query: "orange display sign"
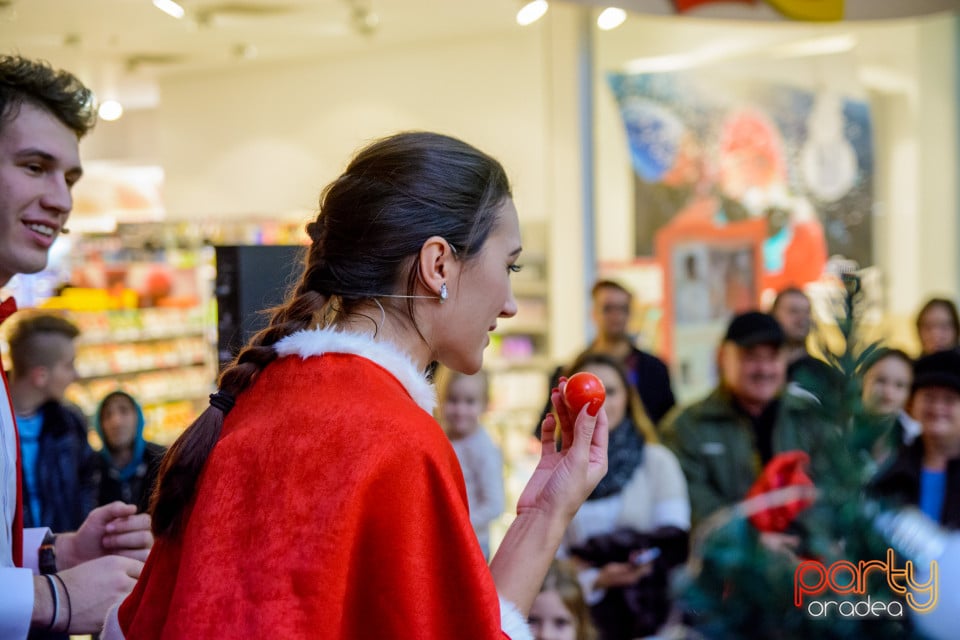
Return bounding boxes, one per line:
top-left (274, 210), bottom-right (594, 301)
top-left (795, 551), bottom-right (938, 617)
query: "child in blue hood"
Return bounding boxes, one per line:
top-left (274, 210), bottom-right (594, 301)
top-left (93, 390), bottom-right (166, 513)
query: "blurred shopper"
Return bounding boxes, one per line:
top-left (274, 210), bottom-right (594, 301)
top-left (583, 280), bottom-right (675, 424)
top-left (93, 390), bottom-right (165, 514)
top-left (529, 559), bottom-right (598, 640)
top-left (6, 312), bottom-right (96, 532)
top-left (662, 311), bottom-right (826, 528)
top-left (0, 54), bottom-right (150, 639)
top-left (915, 297), bottom-right (960, 356)
top-left (871, 350), bottom-right (960, 529)
top-left (560, 353), bottom-right (689, 640)
top-left (769, 286), bottom-right (835, 397)
top-left (436, 367), bottom-right (504, 560)
top-left (536, 280), bottom-right (675, 437)
top-left (859, 347), bottom-right (920, 473)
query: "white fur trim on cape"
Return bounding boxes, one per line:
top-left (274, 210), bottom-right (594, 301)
top-left (499, 595), bottom-right (533, 640)
top-left (101, 600), bottom-right (124, 639)
top-left (274, 328), bottom-right (436, 415)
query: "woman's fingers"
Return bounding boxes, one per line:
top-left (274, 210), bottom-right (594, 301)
top-left (552, 380), bottom-right (576, 452)
top-left (539, 411), bottom-right (557, 457)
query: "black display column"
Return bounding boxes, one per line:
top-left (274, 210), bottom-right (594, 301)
top-left (214, 245), bottom-right (305, 370)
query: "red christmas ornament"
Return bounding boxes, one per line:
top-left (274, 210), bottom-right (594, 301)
top-left (746, 450), bottom-right (815, 533)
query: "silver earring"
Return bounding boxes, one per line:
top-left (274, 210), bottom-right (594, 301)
top-left (439, 282), bottom-right (448, 303)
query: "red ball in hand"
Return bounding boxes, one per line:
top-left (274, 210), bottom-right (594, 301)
top-left (563, 372), bottom-right (606, 416)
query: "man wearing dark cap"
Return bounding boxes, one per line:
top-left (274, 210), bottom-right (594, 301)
top-left (870, 349), bottom-right (960, 529)
top-left (661, 311), bottom-right (825, 527)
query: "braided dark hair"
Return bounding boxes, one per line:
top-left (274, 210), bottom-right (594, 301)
top-left (151, 131), bottom-right (512, 536)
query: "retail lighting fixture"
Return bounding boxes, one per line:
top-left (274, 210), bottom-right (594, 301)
top-left (516, 0), bottom-right (548, 26)
top-left (152, 0), bottom-right (185, 19)
top-left (597, 7), bottom-right (626, 30)
top-left (98, 100), bottom-right (124, 121)
top-left (769, 34), bottom-right (857, 59)
top-left (622, 32), bottom-right (853, 75)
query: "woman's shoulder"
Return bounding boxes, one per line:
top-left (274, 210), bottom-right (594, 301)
top-left (624, 444), bottom-right (686, 493)
top-left (643, 442), bottom-right (682, 468)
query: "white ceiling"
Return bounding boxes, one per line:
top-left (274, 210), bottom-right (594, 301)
top-left (1, 0), bottom-right (956, 111)
top-left (0, 0), bottom-right (524, 107)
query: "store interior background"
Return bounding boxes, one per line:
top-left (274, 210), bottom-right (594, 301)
top-left (2, 0), bottom-right (959, 545)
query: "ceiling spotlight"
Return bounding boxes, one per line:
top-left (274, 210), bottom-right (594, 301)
top-left (98, 100), bottom-right (124, 121)
top-left (517, 0), bottom-right (548, 26)
top-left (152, 0), bottom-right (185, 19)
top-left (597, 7), bottom-right (626, 30)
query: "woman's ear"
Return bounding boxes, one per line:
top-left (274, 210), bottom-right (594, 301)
top-left (418, 236), bottom-right (457, 299)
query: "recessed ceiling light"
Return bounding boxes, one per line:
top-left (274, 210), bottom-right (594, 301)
top-left (153, 0), bottom-right (185, 20)
top-left (98, 100), bottom-right (124, 121)
top-left (597, 7), bottom-right (626, 31)
top-left (517, 0), bottom-right (548, 26)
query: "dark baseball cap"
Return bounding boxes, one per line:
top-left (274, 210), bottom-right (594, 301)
top-left (912, 349), bottom-right (960, 395)
top-left (723, 311), bottom-right (785, 348)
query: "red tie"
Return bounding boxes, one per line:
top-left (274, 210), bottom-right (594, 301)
top-left (0, 297), bottom-right (16, 323)
top-left (0, 297), bottom-right (23, 567)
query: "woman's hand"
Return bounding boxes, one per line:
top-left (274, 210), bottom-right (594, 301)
top-left (517, 381), bottom-right (609, 521)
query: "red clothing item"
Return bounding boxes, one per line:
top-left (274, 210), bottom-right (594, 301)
top-left (119, 330), bottom-right (522, 639)
top-left (761, 219), bottom-right (827, 293)
top-left (0, 297), bottom-right (23, 568)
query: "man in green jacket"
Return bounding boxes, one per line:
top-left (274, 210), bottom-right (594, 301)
top-left (662, 311), bottom-right (826, 529)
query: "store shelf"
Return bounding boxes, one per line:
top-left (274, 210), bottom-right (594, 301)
top-left (77, 327), bottom-right (207, 346)
top-left (36, 240), bottom-right (221, 445)
top-left (487, 221), bottom-right (554, 555)
top-left (75, 359), bottom-right (210, 381)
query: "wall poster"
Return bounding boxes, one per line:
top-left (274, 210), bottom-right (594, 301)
top-left (608, 70), bottom-right (874, 296)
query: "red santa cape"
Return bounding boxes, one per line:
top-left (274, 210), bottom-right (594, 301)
top-left (113, 329), bottom-right (531, 639)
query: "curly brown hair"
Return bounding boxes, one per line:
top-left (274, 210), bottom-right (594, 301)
top-left (0, 54), bottom-right (96, 138)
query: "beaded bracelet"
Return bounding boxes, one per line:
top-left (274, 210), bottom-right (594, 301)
top-left (43, 573), bottom-right (59, 632)
top-left (52, 573), bottom-right (72, 633)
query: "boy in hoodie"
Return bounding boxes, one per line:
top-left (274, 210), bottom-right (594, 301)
top-left (94, 391), bottom-right (165, 514)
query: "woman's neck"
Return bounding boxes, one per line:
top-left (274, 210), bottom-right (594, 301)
top-left (335, 306), bottom-right (431, 372)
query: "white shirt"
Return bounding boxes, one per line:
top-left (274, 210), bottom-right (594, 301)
top-left (0, 304), bottom-right (46, 640)
top-left (0, 362), bottom-right (34, 639)
top-left (560, 443), bottom-right (691, 605)
top-left (450, 427), bottom-right (504, 557)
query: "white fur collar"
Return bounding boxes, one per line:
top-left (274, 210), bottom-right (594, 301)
top-left (274, 327), bottom-right (436, 415)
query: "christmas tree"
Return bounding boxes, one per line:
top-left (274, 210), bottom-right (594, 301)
top-left (669, 274), bottom-right (925, 639)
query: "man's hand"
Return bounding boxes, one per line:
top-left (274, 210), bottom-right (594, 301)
top-left (64, 556), bottom-right (142, 633)
top-left (56, 502), bottom-right (153, 569)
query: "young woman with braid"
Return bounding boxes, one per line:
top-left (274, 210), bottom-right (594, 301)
top-left (107, 132), bottom-right (609, 639)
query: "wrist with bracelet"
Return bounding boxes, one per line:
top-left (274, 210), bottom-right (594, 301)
top-left (38, 531), bottom-right (57, 575)
top-left (40, 573), bottom-right (73, 634)
top-left (38, 531), bottom-right (72, 633)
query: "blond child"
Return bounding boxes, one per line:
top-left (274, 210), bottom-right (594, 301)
top-left (436, 366), bottom-right (505, 559)
top-left (529, 560), bottom-right (598, 640)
